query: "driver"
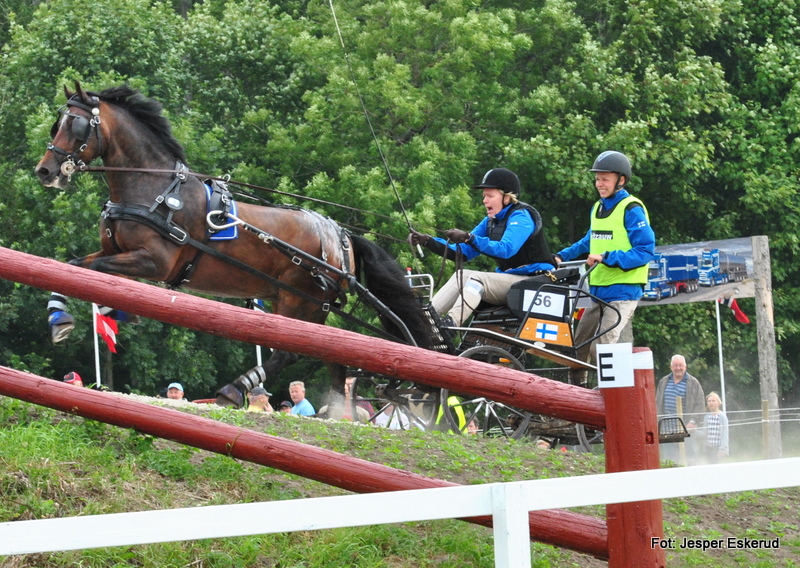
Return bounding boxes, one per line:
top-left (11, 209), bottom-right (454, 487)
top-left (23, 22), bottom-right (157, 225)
top-left (409, 168), bottom-right (556, 326)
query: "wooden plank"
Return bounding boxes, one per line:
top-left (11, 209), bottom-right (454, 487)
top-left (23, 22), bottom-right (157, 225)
top-left (751, 235), bottom-right (782, 458)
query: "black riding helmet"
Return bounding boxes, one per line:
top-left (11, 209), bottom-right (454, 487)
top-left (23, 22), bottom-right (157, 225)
top-left (473, 168), bottom-right (521, 197)
top-left (589, 151), bottom-right (632, 182)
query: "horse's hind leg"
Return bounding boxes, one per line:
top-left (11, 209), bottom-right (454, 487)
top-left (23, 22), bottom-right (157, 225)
top-left (215, 349), bottom-right (300, 408)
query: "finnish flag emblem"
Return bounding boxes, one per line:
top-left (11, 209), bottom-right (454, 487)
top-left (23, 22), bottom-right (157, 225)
top-left (535, 323), bottom-right (559, 340)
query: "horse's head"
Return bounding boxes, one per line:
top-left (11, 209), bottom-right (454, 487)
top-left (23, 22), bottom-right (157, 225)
top-left (35, 81), bottom-right (104, 188)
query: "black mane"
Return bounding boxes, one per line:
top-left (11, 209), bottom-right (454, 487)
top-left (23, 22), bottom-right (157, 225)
top-left (93, 85), bottom-right (187, 164)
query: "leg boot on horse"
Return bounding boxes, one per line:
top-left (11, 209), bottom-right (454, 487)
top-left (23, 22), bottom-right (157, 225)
top-left (46, 292), bottom-right (140, 344)
top-left (47, 293), bottom-right (75, 343)
top-left (215, 350), bottom-right (299, 408)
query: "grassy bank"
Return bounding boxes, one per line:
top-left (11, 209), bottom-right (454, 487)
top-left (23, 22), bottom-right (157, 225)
top-left (0, 395), bottom-right (797, 567)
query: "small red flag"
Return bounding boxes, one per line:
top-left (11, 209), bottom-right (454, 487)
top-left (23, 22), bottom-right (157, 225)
top-left (96, 312), bottom-right (119, 352)
top-left (718, 297), bottom-right (750, 324)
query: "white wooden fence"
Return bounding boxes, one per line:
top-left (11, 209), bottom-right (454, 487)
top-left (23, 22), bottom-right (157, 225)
top-left (1, 457), bottom-right (799, 567)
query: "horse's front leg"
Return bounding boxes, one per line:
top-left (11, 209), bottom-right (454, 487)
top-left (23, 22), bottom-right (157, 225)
top-left (68, 250), bottom-right (108, 270)
top-left (48, 248), bottom-right (163, 344)
top-left (70, 249), bottom-right (166, 280)
top-left (47, 251), bottom-right (112, 343)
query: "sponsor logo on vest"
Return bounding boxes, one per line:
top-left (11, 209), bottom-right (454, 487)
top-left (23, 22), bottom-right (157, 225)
top-left (591, 230), bottom-right (614, 240)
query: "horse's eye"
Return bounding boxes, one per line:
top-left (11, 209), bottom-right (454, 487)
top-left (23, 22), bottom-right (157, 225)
top-left (71, 116), bottom-right (90, 141)
top-left (49, 120), bottom-right (60, 138)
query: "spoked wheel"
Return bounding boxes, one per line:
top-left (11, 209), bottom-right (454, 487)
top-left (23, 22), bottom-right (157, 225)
top-left (576, 386), bottom-right (605, 453)
top-left (440, 345), bottom-right (532, 440)
top-left (349, 374), bottom-right (441, 431)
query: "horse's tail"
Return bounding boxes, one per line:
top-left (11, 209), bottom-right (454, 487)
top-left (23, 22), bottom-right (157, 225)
top-left (350, 235), bottom-right (435, 350)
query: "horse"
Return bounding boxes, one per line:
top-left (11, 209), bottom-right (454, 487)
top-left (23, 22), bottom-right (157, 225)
top-left (35, 81), bottom-right (434, 409)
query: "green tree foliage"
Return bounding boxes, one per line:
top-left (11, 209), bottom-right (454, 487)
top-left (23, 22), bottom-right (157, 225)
top-left (0, 0), bottom-right (798, 405)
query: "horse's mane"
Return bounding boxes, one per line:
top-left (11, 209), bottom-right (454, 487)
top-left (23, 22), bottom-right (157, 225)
top-left (93, 85), bottom-right (187, 164)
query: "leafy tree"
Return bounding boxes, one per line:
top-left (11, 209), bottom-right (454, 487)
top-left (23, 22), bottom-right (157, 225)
top-left (0, 0), bottom-right (798, 409)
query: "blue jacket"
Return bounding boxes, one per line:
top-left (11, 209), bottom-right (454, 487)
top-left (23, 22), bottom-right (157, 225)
top-left (431, 205), bottom-right (555, 275)
top-left (557, 189), bottom-right (656, 301)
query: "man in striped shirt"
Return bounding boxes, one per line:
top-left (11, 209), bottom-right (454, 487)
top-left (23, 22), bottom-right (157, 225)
top-left (656, 354), bottom-right (706, 464)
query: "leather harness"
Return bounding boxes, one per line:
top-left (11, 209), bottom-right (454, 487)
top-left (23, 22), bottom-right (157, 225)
top-left (100, 165), bottom-right (405, 342)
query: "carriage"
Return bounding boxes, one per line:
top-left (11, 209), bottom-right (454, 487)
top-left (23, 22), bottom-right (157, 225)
top-left (37, 81), bottom-right (666, 452)
top-left (347, 264), bottom-right (620, 451)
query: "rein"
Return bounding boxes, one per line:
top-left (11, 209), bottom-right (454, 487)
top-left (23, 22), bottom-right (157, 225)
top-left (77, 164), bottom-right (400, 226)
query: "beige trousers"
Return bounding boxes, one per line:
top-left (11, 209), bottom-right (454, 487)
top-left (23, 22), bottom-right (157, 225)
top-left (431, 269), bottom-right (529, 325)
top-left (573, 299), bottom-right (639, 364)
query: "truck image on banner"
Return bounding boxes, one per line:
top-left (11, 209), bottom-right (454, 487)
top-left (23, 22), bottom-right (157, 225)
top-left (643, 253), bottom-right (700, 301)
top-left (698, 248), bottom-right (748, 286)
top-left (638, 237), bottom-right (754, 307)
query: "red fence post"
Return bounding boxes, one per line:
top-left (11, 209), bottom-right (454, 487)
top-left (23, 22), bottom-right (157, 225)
top-left (603, 346), bottom-right (665, 567)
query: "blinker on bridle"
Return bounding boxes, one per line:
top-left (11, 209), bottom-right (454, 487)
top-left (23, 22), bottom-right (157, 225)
top-left (47, 95), bottom-right (102, 181)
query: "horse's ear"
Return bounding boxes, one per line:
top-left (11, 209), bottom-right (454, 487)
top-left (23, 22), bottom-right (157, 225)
top-left (74, 81), bottom-right (89, 103)
top-left (63, 84), bottom-right (74, 100)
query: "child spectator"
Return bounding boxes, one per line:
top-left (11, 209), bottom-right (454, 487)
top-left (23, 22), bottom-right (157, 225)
top-left (702, 392), bottom-right (729, 463)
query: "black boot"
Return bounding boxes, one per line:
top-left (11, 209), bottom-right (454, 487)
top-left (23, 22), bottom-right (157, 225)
top-left (215, 366), bottom-right (267, 408)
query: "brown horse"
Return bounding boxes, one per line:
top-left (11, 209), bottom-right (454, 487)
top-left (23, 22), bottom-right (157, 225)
top-left (35, 82), bottom-right (433, 408)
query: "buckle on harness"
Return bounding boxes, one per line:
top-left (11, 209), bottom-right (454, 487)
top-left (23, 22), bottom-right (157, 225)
top-left (168, 225), bottom-right (189, 244)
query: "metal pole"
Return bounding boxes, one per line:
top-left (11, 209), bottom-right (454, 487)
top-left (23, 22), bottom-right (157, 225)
top-left (714, 298), bottom-right (727, 411)
top-left (92, 303), bottom-right (101, 388)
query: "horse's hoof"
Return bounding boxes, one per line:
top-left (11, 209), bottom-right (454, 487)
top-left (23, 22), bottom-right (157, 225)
top-left (48, 310), bottom-right (75, 344)
top-left (215, 384), bottom-right (244, 408)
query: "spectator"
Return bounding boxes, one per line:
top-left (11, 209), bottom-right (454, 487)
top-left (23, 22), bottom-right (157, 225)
top-left (554, 151), bottom-right (655, 383)
top-left (289, 381), bottom-right (316, 416)
top-left (374, 403), bottom-right (411, 430)
top-left (63, 371), bottom-right (83, 387)
top-left (345, 376), bottom-right (375, 415)
top-left (318, 378), bottom-right (371, 422)
top-left (466, 419), bottom-right (479, 435)
top-left (247, 386), bottom-right (274, 413)
top-left (278, 400), bottom-right (293, 414)
top-left (656, 354), bottom-right (706, 465)
top-left (166, 382), bottom-right (184, 400)
top-left (702, 392), bottom-right (729, 463)
top-left (409, 168), bottom-right (556, 326)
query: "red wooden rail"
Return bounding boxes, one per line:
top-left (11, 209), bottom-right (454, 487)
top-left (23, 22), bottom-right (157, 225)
top-left (603, 351), bottom-right (665, 567)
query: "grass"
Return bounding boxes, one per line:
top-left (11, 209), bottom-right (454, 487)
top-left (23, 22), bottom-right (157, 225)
top-left (0, 395), bottom-right (798, 567)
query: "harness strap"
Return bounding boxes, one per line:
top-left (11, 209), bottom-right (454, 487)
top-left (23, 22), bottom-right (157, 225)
top-left (101, 202), bottom-right (406, 343)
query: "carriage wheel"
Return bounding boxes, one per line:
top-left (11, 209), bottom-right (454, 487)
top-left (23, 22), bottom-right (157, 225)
top-left (348, 374), bottom-right (440, 431)
top-left (576, 386), bottom-right (605, 453)
top-left (440, 346), bottom-right (532, 440)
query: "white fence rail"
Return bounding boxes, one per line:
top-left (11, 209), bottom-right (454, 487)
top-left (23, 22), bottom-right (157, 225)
top-left (2, 457), bottom-right (799, 567)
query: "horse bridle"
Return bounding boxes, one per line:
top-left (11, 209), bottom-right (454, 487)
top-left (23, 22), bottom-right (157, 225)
top-left (47, 95), bottom-right (103, 181)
